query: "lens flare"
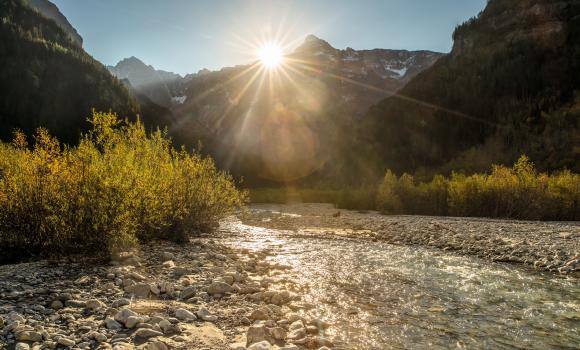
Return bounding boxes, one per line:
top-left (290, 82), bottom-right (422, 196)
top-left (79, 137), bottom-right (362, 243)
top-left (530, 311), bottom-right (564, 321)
top-left (257, 43), bottom-right (283, 68)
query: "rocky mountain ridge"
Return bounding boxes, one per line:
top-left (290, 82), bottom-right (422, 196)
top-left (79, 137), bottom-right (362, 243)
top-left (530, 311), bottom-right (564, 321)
top-left (25, 0), bottom-right (83, 47)
top-left (107, 57), bottom-right (188, 109)
top-left (363, 0), bottom-right (580, 175)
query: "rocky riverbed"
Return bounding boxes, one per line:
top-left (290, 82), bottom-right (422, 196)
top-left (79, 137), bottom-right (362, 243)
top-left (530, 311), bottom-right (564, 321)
top-left (1, 204), bottom-right (578, 350)
top-left (0, 237), bottom-right (333, 350)
top-left (241, 203), bottom-right (580, 276)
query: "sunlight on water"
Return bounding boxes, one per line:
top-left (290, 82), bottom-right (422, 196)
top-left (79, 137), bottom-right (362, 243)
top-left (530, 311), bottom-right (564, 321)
top-left (219, 218), bottom-right (580, 349)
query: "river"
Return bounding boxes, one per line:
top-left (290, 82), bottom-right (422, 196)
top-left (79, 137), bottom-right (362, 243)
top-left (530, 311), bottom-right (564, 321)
top-left (219, 206), bottom-right (580, 350)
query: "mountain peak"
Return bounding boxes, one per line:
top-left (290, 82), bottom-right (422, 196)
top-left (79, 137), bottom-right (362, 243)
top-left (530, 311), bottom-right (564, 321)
top-left (304, 34), bottom-right (323, 43)
top-left (116, 56), bottom-right (147, 67)
top-left (295, 34), bottom-right (335, 53)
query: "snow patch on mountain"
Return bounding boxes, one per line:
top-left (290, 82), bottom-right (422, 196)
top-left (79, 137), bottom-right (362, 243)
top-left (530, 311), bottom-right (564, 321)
top-left (172, 95), bottom-right (187, 104)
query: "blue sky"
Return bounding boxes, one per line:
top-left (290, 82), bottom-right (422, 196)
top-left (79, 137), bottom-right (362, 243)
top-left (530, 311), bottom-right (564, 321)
top-left (52, 0), bottom-right (486, 76)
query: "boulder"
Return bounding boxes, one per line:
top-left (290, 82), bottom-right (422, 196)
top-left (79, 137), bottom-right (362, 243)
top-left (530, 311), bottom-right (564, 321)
top-left (145, 341), bottom-right (168, 350)
top-left (246, 324), bottom-right (267, 346)
top-left (50, 300), bottom-right (64, 310)
top-left (112, 298), bottom-right (131, 308)
top-left (134, 328), bottom-right (163, 339)
top-left (15, 343), bottom-right (30, 350)
top-left (197, 307), bottom-right (218, 322)
top-left (115, 308), bottom-right (139, 325)
top-left (105, 317), bottom-right (123, 330)
top-left (174, 308), bottom-right (196, 321)
top-left (180, 286), bottom-right (196, 300)
top-left (127, 283), bottom-right (150, 298)
top-left (207, 281), bottom-right (231, 295)
top-left (250, 306), bottom-right (270, 320)
top-left (86, 299), bottom-right (106, 310)
top-left (248, 341), bottom-right (272, 350)
top-left (15, 330), bottom-right (43, 342)
top-left (57, 337), bottom-right (76, 347)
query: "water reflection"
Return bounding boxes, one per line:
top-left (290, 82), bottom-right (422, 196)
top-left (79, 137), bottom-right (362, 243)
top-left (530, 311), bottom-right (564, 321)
top-left (220, 218), bottom-right (580, 349)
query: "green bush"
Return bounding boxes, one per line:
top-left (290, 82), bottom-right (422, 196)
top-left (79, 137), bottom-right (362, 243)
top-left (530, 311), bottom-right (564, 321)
top-left (376, 156), bottom-right (580, 220)
top-left (0, 111), bottom-right (247, 260)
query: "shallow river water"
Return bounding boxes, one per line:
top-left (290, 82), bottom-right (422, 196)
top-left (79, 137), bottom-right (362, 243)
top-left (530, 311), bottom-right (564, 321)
top-left (220, 212), bottom-right (579, 350)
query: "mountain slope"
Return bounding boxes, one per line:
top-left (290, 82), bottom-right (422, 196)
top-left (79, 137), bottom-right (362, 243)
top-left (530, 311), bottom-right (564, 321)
top-left (0, 0), bottom-right (138, 143)
top-left (364, 0), bottom-right (580, 175)
top-left (168, 36), bottom-right (442, 184)
top-left (25, 0), bottom-right (83, 47)
top-left (108, 57), bottom-right (188, 108)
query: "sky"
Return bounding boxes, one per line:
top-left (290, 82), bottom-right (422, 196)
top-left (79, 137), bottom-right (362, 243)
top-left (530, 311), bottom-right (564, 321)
top-left (52, 0), bottom-right (487, 76)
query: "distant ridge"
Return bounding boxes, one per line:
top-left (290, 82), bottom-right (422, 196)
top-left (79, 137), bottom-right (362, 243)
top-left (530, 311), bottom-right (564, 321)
top-left (25, 0), bottom-right (83, 47)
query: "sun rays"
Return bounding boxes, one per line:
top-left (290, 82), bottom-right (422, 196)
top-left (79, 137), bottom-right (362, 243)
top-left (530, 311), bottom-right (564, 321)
top-left (175, 25), bottom-right (496, 182)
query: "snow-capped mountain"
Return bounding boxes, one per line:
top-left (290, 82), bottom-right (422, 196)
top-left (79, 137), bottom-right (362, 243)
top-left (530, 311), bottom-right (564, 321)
top-left (295, 35), bottom-right (440, 82)
top-left (288, 35), bottom-right (443, 114)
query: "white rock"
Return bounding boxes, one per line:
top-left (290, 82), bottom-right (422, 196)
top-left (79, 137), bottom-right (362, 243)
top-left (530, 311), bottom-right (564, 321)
top-left (86, 299), bottom-right (106, 310)
top-left (174, 308), bottom-right (196, 321)
top-left (90, 331), bottom-right (107, 342)
top-left (127, 283), bottom-right (150, 298)
top-left (15, 331), bottom-right (43, 342)
top-left (125, 315), bottom-right (142, 328)
top-left (145, 341), bottom-right (168, 350)
top-left (57, 337), bottom-right (76, 347)
top-left (162, 260), bottom-right (176, 269)
top-left (248, 341), bottom-right (272, 350)
top-left (112, 342), bottom-right (135, 350)
top-left (134, 328), bottom-right (163, 338)
top-left (207, 281), bottom-right (232, 295)
top-left (269, 327), bottom-right (286, 340)
top-left (246, 324), bottom-right (267, 346)
top-left (115, 308), bottom-right (139, 325)
top-left (15, 343), bottom-right (30, 350)
top-left (105, 317), bottom-right (123, 330)
top-left (197, 307), bottom-right (217, 322)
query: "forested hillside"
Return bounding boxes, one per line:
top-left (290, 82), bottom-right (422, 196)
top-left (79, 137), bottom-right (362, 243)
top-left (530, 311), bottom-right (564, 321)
top-left (364, 0), bottom-right (580, 176)
top-left (0, 0), bottom-right (138, 143)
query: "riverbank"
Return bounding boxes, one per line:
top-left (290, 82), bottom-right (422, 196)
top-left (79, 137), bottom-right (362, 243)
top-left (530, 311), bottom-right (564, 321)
top-left (240, 203), bottom-right (580, 277)
top-left (0, 237), bottom-right (333, 350)
top-left (1, 204), bottom-right (578, 350)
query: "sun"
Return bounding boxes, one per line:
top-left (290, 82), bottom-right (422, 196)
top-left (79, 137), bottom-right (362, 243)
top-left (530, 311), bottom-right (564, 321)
top-left (257, 43), bottom-right (283, 69)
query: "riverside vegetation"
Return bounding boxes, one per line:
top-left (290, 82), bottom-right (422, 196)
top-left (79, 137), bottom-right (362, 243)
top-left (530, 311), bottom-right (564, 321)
top-left (0, 111), bottom-right (247, 262)
top-left (251, 156), bottom-right (580, 221)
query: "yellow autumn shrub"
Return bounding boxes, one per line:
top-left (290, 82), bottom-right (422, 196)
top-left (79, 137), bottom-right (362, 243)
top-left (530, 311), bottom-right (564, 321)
top-left (0, 111), bottom-right (247, 261)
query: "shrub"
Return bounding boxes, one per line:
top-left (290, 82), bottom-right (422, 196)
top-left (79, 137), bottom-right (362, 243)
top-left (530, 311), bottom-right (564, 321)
top-left (0, 111), bottom-right (246, 261)
top-left (376, 156), bottom-right (580, 220)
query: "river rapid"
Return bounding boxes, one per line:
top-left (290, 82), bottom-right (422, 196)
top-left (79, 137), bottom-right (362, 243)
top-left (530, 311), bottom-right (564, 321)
top-left (220, 206), bottom-right (580, 350)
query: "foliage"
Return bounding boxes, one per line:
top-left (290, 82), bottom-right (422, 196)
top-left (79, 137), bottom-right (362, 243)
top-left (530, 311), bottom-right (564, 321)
top-left (363, 0), bottom-right (580, 176)
top-left (0, 0), bottom-right (139, 144)
top-left (376, 156), bottom-right (580, 220)
top-left (0, 111), bottom-right (247, 261)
